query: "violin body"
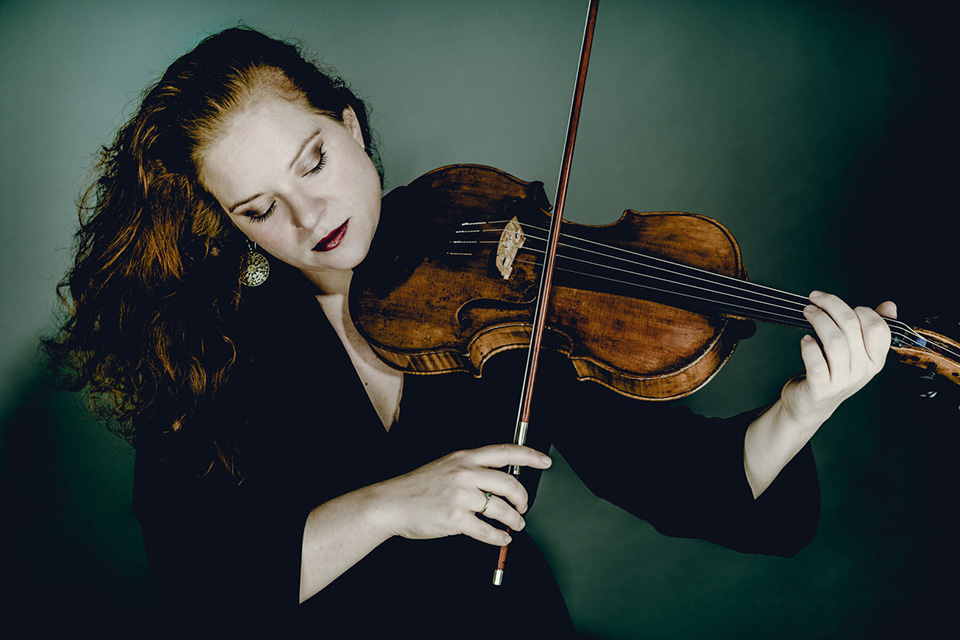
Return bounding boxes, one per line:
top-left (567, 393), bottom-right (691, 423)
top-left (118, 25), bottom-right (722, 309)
top-left (352, 164), bottom-right (756, 400)
top-left (352, 164), bottom-right (960, 401)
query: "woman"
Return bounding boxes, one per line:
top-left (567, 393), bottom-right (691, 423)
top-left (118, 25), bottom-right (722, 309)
top-left (46, 27), bottom-right (895, 636)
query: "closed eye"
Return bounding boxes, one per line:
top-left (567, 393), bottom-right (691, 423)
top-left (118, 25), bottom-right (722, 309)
top-left (246, 201), bottom-right (276, 223)
top-left (304, 144), bottom-right (326, 176)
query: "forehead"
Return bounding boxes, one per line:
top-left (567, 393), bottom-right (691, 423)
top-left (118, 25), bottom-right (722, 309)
top-left (197, 93), bottom-right (334, 207)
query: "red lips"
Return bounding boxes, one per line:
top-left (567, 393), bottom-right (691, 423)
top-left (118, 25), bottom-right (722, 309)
top-left (312, 221), bottom-right (349, 252)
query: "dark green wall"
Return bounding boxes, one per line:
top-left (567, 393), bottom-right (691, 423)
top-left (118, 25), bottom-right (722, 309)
top-left (2, 0), bottom-right (956, 637)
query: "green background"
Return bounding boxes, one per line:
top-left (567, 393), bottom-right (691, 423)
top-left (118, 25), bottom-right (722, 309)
top-left (1, 0), bottom-right (955, 637)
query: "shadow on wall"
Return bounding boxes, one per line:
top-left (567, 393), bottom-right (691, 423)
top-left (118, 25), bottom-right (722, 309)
top-left (0, 351), bottom-right (161, 631)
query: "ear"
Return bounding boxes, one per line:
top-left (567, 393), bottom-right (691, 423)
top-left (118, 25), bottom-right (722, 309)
top-left (341, 106), bottom-right (365, 148)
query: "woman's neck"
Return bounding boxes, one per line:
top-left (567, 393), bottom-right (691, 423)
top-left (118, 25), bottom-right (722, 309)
top-left (311, 268), bottom-right (354, 344)
top-left (304, 267), bottom-right (353, 298)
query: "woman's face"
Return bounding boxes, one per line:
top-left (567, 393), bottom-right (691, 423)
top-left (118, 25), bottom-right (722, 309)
top-left (199, 91), bottom-right (381, 289)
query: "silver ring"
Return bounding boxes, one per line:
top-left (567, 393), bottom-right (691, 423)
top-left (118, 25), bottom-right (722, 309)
top-left (479, 492), bottom-right (493, 516)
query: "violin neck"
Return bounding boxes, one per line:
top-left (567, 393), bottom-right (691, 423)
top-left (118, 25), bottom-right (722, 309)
top-left (550, 238), bottom-right (908, 341)
top-left (573, 252), bottom-right (942, 365)
top-left (671, 276), bottom-right (815, 331)
top-left (550, 239), bottom-right (815, 331)
top-left (484, 213), bottom-right (954, 374)
top-left (618, 262), bottom-right (960, 385)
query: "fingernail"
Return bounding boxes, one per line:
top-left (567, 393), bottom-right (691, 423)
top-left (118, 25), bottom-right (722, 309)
top-left (810, 290), bottom-right (823, 297)
top-left (540, 454), bottom-right (552, 466)
top-left (803, 305), bottom-right (817, 314)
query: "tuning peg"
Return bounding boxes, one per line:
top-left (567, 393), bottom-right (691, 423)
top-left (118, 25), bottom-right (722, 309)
top-left (917, 363), bottom-right (939, 399)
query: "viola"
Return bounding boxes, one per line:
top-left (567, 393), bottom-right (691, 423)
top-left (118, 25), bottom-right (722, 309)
top-left (351, 163), bottom-right (960, 400)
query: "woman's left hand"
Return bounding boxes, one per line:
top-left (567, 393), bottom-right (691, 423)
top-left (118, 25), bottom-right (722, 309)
top-left (780, 291), bottom-right (897, 431)
top-left (744, 291), bottom-right (896, 497)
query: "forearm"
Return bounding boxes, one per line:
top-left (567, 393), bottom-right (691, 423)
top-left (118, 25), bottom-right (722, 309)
top-left (298, 484), bottom-right (392, 604)
top-left (743, 399), bottom-right (820, 499)
top-left (299, 444), bottom-right (550, 603)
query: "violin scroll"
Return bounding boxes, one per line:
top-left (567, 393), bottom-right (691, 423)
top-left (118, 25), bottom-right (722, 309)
top-left (891, 325), bottom-right (960, 385)
top-left (891, 318), bottom-right (960, 409)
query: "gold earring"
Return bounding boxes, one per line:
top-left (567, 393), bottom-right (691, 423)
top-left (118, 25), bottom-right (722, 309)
top-left (239, 240), bottom-right (270, 287)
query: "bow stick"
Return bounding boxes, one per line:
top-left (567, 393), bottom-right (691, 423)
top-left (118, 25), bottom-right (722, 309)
top-left (494, 0), bottom-right (600, 586)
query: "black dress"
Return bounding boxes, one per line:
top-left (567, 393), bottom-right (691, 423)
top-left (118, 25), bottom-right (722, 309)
top-left (132, 257), bottom-right (819, 638)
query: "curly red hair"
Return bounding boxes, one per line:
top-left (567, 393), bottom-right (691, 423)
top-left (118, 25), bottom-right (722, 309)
top-left (45, 27), bottom-right (380, 477)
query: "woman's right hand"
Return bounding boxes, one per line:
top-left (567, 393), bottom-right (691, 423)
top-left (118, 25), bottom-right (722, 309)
top-left (366, 444), bottom-right (553, 547)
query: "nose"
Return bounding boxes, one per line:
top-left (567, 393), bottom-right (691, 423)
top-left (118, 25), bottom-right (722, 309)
top-left (284, 191), bottom-right (323, 230)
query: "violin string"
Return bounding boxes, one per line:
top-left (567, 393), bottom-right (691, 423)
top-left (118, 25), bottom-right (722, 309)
top-left (469, 219), bottom-right (813, 307)
top-left (459, 225), bottom-right (818, 327)
top-left (516, 243), bottom-right (948, 358)
top-left (457, 219), bottom-right (933, 346)
top-left (900, 333), bottom-right (960, 362)
top-left (517, 233), bottom-right (810, 320)
top-left (452, 220), bottom-right (950, 359)
top-left (528, 231), bottom-right (936, 351)
top-left (458, 234), bottom-right (957, 362)
top-left (526, 227), bottom-right (957, 360)
top-left (509, 254), bottom-right (948, 361)
top-left (464, 219), bottom-right (932, 351)
top-left (458, 230), bottom-right (824, 329)
top-left (512, 252), bottom-right (815, 328)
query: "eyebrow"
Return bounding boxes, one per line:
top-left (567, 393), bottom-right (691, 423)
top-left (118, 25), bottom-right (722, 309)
top-left (228, 192), bottom-right (264, 214)
top-left (290, 129), bottom-right (323, 171)
top-left (226, 128), bottom-right (323, 213)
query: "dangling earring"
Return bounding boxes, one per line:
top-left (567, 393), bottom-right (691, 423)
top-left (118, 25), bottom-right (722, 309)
top-left (239, 240), bottom-right (270, 287)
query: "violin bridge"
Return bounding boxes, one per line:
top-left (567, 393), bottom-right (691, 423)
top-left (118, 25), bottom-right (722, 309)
top-left (496, 217), bottom-right (526, 279)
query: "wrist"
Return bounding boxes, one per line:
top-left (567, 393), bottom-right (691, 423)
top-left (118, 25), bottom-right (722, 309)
top-left (744, 400), bottom-right (822, 498)
top-left (776, 395), bottom-right (834, 442)
top-left (357, 480), bottom-right (402, 542)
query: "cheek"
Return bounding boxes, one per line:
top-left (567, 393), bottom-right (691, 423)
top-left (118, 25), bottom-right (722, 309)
top-left (249, 227), bottom-right (288, 252)
top-left (357, 157), bottom-right (383, 212)
top-left (228, 218), bottom-right (279, 253)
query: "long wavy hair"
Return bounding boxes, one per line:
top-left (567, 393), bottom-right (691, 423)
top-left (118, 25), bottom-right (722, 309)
top-left (44, 27), bottom-right (381, 476)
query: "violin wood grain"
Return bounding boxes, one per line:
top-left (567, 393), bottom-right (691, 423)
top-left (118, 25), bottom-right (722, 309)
top-left (352, 165), bottom-right (751, 400)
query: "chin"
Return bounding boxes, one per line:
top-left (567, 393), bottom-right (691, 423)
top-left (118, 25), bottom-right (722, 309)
top-left (319, 245), bottom-right (369, 273)
top-left (345, 235), bottom-right (376, 267)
